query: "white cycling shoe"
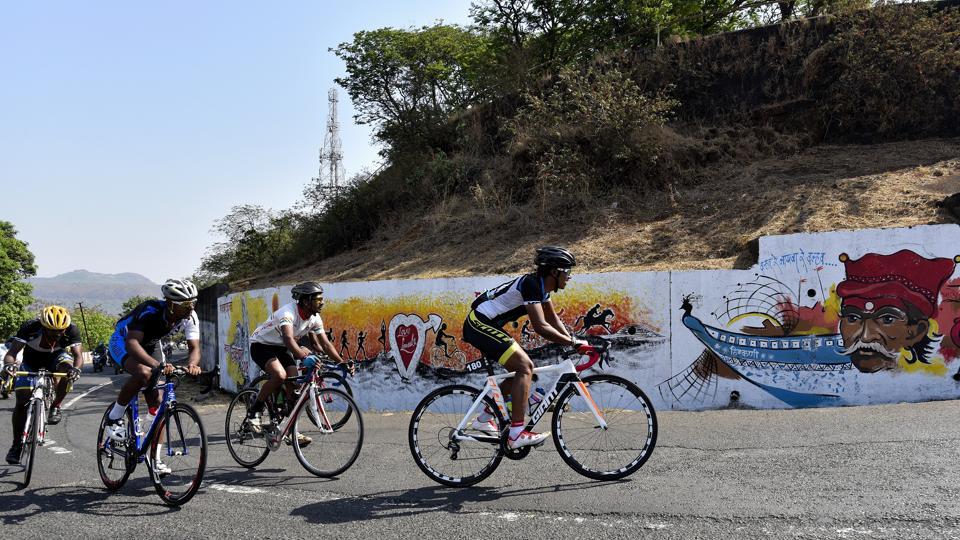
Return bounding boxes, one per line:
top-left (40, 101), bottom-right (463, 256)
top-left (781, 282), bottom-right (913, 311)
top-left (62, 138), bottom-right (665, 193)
top-left (507, 430), bottom-right (549, 450)
top-left (104, 418), bottom-right (127, 442)
top-left (471, 417), bottom-right (499, 434)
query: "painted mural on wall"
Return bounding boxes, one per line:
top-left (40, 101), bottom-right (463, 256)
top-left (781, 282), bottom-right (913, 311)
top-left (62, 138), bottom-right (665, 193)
top-left (664, 225), bottom-right (960, 410)
top-left (217, 272), bottom-right (670, 408)
top-left (218, 224), bottom-right (960, 410)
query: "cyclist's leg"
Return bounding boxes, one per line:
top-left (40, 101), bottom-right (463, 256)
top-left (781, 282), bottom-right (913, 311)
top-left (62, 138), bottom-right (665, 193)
top-left (248, 343), bottom-right (295, 418)
top-left (117, 356), bottom-right (152, 407)
top-left (501, 350), bottom-right (534, 424)
top-left (51, 355), bottom-right (74, 408)
top-left (7, 378), bottom-right (32, 462)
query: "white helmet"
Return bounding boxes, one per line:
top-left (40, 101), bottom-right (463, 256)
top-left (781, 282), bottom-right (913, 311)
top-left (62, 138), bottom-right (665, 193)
top-left (161, 278), bottom-right (198, 301)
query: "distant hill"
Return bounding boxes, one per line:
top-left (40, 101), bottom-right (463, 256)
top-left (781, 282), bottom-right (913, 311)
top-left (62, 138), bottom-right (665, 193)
top-left (29, 270), bottom-right (160, 316)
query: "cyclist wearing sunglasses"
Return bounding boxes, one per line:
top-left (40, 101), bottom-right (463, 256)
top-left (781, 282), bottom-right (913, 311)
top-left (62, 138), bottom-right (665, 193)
top-left (3, 305), bottom-right (84, 464)
top-left (243, 281), bottom-right (351, 447)
top-left (103, 279), bottom-right (202, 454)
top-left (463, 246), bottom-right (595, 449)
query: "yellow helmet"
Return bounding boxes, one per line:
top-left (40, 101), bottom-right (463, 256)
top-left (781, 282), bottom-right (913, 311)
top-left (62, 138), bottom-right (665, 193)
top-left (39, 305), bottom-right (71, 330)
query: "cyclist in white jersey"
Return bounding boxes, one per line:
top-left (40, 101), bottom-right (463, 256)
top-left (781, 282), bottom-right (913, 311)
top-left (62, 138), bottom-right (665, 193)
top-left (463, 246), bottom-right (596, 449)
top-left (244, 282), bottom-right (350, 444)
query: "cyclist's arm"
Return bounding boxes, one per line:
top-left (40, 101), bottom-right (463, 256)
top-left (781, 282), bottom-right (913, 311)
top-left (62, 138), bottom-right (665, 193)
top-left (542, 301), bottom-right (573, 343)
top-left (280, 325), bottom-right (311, 360)
top-left (525, 303), bottom-right (576, 346)
top-left (313, 330), bottom-right (346, 364)
top-left (68, 343), bottom-right (84, 369)
top-left (124, 330), bottom-right (163, 368)
top-left (3, 341), bottom-right (24, 367)
top-left (183, 338), bottom-right (201, 375)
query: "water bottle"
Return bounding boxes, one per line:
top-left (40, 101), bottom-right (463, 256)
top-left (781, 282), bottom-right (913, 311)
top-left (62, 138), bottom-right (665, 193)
top-left (528, 387), bottom-right (546, 412)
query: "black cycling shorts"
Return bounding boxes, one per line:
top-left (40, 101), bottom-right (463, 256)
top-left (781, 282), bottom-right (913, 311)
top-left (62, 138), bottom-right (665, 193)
top-left (249, 343), bottom-right (297, 370)
top-left (462, 310), bottom-right (521, 365)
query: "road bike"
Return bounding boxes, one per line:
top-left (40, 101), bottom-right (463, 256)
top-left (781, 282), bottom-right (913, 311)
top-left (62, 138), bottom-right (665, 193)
top-left (6, 369), bottom-right (67, 488)
top-left (96, 365), bottom-right (208, 506)
top-left (409, 338), bottom-right (658, 487)
top-left (245, 358), bottom-right (354, 400)
top-left (224, 361), bottom-right (363, 477)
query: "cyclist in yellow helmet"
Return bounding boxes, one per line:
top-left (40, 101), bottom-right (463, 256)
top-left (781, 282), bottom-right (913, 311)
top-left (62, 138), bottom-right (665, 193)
top-left (2, 306), bottom-right (84, 464)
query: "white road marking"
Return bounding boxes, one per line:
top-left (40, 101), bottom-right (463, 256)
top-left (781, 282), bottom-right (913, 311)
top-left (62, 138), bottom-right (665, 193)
top-left (206, 483), bottom-right (266, 494)
top-left (63, 381), bottom-right (112, 409)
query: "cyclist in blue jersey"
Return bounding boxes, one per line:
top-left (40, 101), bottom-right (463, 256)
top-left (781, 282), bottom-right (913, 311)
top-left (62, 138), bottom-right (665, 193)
top-left (463, 246), bottom-right (595, 449)
top-left (103, 280), bottom-right (202, 460)
top-left (3, 306), bottom-right (84, 464)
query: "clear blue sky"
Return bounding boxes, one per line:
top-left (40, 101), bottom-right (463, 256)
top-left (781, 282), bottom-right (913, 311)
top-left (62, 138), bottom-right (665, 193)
top-left (2, 1), bottom-right (473, 283)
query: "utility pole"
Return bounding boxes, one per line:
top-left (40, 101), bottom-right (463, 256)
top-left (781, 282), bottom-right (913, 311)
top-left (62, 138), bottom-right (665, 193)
top-left (76, 302), bottom-right (93, 351)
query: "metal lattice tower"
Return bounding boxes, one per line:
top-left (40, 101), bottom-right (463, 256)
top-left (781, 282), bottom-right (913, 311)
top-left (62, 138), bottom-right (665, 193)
top-left (319, 88), bottom-right (345, 190)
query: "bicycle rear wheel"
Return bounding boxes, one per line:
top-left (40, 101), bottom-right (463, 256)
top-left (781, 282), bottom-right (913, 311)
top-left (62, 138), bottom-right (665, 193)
top-left (97, 406), bottom-right (136, 491)
top-left (408, 385), bottom-right (504, 487)
top-left (292, 387), bottom-right (363, 477)
top-left (552, 374), bottom-right (657, 481)
top-left (149, 403), bottom-right (207, 506)
top-left (225, 389), bottom-right (271, 467)
top-left (21, 400), bottom-right (42, 488)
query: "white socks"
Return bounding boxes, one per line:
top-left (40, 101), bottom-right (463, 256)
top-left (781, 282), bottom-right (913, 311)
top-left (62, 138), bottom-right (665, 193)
top-left (108, 402), bottom-right (127, 421)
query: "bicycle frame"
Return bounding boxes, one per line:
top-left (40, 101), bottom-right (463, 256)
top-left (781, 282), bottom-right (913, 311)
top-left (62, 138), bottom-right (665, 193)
top-left (452, 359), bottom-right (607, 444)
top-left (266, 369), bottom-right (336, 445)
top-left (15, 370), bottom-right (66, 448)
top-left (122, 377), bottom-right (192, 462)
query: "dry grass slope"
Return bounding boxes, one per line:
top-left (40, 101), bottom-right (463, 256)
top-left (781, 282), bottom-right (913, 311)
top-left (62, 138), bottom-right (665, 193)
top-left (238, 137), bottom-right (960, 289)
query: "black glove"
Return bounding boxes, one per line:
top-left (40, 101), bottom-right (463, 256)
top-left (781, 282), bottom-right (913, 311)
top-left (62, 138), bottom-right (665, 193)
top-left (67, 366), bottom-right (81, 382)
top-left (2, 363), bottom-right (16, 378)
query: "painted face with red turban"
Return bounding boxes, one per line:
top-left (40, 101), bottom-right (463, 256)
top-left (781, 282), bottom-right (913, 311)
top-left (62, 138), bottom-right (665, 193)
top-left (836, 250), bottom-right (957, 373)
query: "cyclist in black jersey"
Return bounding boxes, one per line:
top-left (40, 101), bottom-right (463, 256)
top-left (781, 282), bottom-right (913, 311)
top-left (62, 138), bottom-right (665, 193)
top-left (462, 246), bottom-right (595, 449)
top-left (3, 306), bottom-right (84, 463)
top-left (102, 279), bottom-right (202, 470)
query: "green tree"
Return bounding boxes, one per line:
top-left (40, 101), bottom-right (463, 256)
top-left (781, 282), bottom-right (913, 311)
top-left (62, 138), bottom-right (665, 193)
top-left (120, 294), bottom-right (158, 317)
top-left (199, 205), bottom-right (300, 281)
top-left (72, 306), bottom-right (115, 350)
top-left (0, 221), bottom-right (37, 339)
top-left (332, 24), bottom-right (496, 153)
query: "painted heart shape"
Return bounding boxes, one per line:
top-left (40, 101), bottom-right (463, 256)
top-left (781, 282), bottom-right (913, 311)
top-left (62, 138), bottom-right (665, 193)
top-left (388, 313), bottom-right (443, 380)
top-left (395, 324), bottom-right (419, 369)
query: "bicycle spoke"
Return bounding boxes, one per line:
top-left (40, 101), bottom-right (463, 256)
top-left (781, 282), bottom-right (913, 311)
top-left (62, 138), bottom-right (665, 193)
top-left (409, 386), bottom-right (503, 487)
top-left (293, 387), bottom-right (363, 477)
top-left (151, 404), bottom-right (207, 506)
top-left (553, 375), bottom-right (657, 480)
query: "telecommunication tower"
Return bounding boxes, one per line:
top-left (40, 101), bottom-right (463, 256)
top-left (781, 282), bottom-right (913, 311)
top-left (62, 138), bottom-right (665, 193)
top-left (318, 88), bottom-right (345, 193)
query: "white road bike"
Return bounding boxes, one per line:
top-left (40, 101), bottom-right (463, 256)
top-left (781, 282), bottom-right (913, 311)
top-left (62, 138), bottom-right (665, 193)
top-left (408, 339), bottom-right (658, 487)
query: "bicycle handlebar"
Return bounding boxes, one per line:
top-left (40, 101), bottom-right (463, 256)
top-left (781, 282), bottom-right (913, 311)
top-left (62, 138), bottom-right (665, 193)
top-left (13, 371), bottom-right (70, 377)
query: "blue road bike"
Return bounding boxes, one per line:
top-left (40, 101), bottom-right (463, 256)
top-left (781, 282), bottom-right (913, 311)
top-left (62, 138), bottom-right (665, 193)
top-left (96, 364), bottom-right (208, 506)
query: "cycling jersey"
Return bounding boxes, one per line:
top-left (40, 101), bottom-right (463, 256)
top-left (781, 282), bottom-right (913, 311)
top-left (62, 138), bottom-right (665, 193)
top-left (471, 274), bottom-right (550, 328)
top-left (12, 319), bottom-right (82, 367)
top-left (249, 302), bottom-right (324, 347)
top-left (108, 300), bottom-right (199, 364)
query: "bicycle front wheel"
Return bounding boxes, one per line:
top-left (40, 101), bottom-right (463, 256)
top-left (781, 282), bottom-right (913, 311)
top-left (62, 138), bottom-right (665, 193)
top-left (225, 389), bottom-right (270, 468)
top-left (292, 387), bottom-right (363, 477)
top-left (21, 400), bottom-right (42, 488)
top-left (149, 403), bottom-right (207, 506)
top-left (552, 374), bottom-right (657, 481)
top-left (408, 385), bottom-right (504, 487)
top-left (97, 406), bottom-right (135, 491)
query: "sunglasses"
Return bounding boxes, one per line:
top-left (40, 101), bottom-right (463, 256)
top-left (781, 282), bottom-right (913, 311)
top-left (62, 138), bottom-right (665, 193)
top-left (170, 299), bottom-right (197, 309)
top-left (557, 268), bottom-right (573, 276)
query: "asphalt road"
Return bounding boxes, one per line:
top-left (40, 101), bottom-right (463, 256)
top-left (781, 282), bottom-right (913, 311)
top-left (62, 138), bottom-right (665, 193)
top-left (2, 367), bottom-right (960, 539)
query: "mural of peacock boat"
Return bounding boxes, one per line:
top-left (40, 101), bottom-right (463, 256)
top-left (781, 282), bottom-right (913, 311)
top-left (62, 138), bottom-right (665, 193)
top-left (682, 311), bottom-right (852, 372)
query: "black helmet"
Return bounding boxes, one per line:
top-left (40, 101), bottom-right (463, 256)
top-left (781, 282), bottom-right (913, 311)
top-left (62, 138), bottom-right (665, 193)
top-left (291, 281), bottom-right (324, 300)
top-left (535, 246), bottom-right (576, 269)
